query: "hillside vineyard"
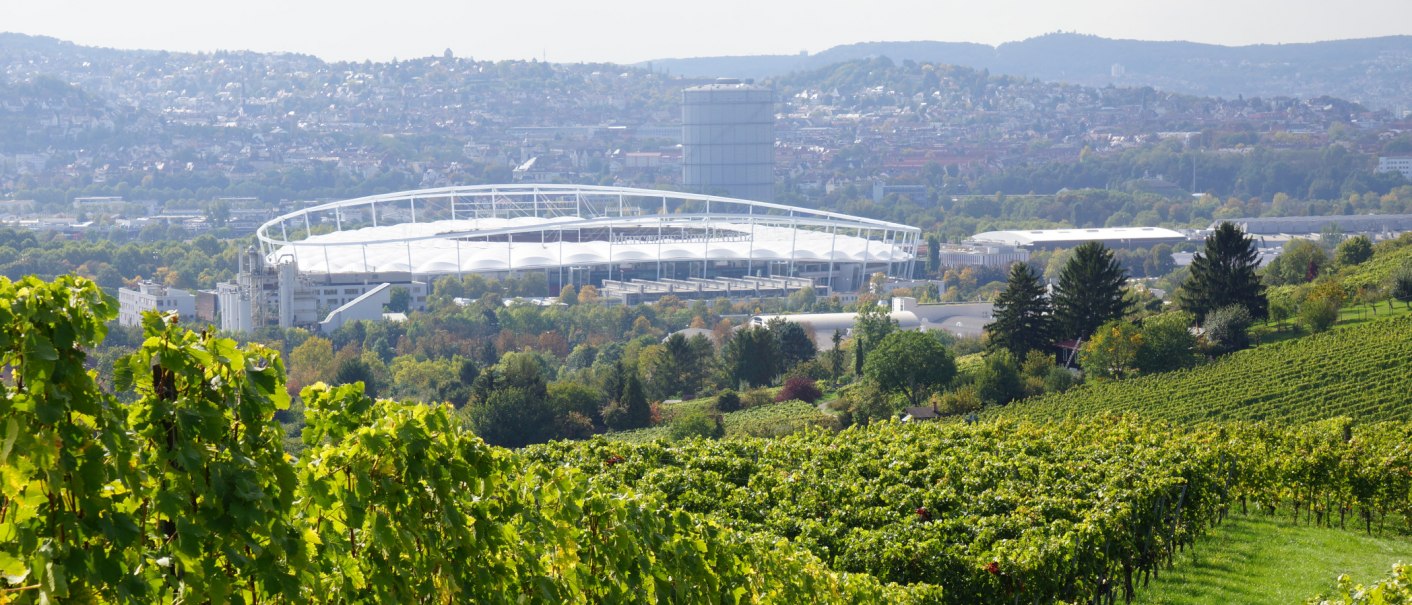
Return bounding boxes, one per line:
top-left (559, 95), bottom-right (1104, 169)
top-left (988, 315), bottom-right (1412, 424)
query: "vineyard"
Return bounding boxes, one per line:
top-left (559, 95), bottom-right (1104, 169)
top-left (0, 276), bottom-right (927, 604)
top-left (530, 417), bottom-right (1412, 604)
top-left (1341, 239), bottom-right (1412, 292)
top-left (986, 314), bottom-right (1412, 424)
top-left (5, 275), bottom-right (1412, 603)
top-left (613, 398), bottom-right (839, 443)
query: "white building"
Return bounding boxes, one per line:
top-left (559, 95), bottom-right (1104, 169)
top-left (934, 244), bottom-right (1030, 268)
top-left (969, 227), bottom-right (1187, 250)
top-left (229, 184), bottom-right (920, 334)
top-left (118, 281), bottom-right (197, 327)
top-left (217, 248), bottom-right (428, 333)
top-left (751, 297), bottom-right (995, 348)
top-left (1377, 156), bottom-right (1412, 180)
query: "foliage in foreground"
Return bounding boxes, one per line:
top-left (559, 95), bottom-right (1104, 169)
top-left (986, 314), bottom-right (1412, 424)
top-left (0, 276), bottom-right (924, 604)
top-left (1307, 563), bottom-right (1412, 605)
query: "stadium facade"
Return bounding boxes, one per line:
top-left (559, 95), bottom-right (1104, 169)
top-left (218, 185), bottom-right (919, 333)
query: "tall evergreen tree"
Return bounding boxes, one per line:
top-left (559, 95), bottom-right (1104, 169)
top-left (768, 318), bottom-right (818, 371)
top-left (987, 262), bottom-right (1054, 359)
top-left (1179, 222), bottom-right (1268, 321)
top-left (603, 372), bottom-right (651, 431)
top-left (926, 234), bottom-right (941, 276)
top-left (468, 387), bottom-right (555, 447)
top-left (1052, 242), bottom-right (1131, 341)
top-left (620, 373), bottom-right (651, 427)
top-left (830, 329), bottom-right (845, 380)
top-left (723, 326), bottom-right (781, 388)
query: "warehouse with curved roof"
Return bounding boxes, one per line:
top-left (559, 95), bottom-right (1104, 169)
top-left (968, 226), bottom-right (1187, 249)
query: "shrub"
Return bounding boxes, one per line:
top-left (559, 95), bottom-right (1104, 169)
top-left (776, 376), bottom-right (823, 404)
top-left (838, 379), bottom-right (894, 426)
top-left (712, 389), bottom-right (741, 413)
top-left (1300, 296), bottom-right (1340, 333)
top-left (974, 350), bottom-right (1024, 404)
top-left (1202, 304), bottom-right (1253, 354)
top-left (786, 358), bottom-right (831, 381)
top-left (742, 388), bottom-right (774, 409)
top-left (670, 409), bottom-right (724, 440)
top-left (932, 385), bottom-right (982, 415)
top-left (1044, 366), bottom-right (1079, 393)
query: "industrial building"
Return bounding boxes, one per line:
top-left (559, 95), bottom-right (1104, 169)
top-left (751, 297), bottom-right (994, 349)
top-left (222, 184), bottom-right (919, 334)
top-left (601, 275), bottom-right (814, 305)
top-left (216, 246), bottom-right (429, 334)
top-left (968, 227), bottom-right (1188, 250)
top-left (933, 243), bottom-right (1031, 268)
top-left (682, 79), bottom-right (775, 202)
top-left (118, 281), bottom-right (196, 327)
top-left (1214, 214), bottom-right (1412, 237)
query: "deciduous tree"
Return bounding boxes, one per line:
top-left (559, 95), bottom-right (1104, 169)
top-left (1335, 235), bottom-right (1374, 266)
top-left (1133, 311), bottom-right (1200, 374)
top-left (863, 330), bottom-right (956, 408)
top-left (1390, 264), bottom-right (1412, 309)
top-left (1203, 304), bottom-right (1254, 354)
top-left (1080, 320), bottom-right (1145, 380)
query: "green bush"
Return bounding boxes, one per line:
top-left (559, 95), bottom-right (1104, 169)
top-left (712, 389), bottom-right (742, 413)
top-left (1300, 296), bottom-right (1340, 333)
top-left (670, 409), bottom-right (725, 440)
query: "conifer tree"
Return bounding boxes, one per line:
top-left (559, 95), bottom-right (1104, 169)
top-left (1179, 222), bottom-right (1267, 321)
top-left (988, 262), bottom-right (1054, 359)
top-left (1053, 242), bottom-right (1131, 341)
top-left (603, 372), bottom-right (651, 430)
top-left (723, 326), bottom-right (782, 388)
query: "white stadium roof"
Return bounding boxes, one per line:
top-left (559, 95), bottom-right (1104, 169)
top-left (271, 216), bottom-right (906, 274)
top-left (968, 226), bottom-right (1187, 247)
top-left (258, 185), bottom-right (921, 277)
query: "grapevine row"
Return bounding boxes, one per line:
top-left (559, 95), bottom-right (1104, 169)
top-left (987, 314), bottom-right (1412, 424)
top-left (0, 276), bottom-right (927, 604)
top-left (531, 416), bottom-right (1412, 604)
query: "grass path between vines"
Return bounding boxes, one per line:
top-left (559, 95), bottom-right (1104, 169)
top-left (1251, 298), bottom-right (1412, 348)
top-left (1133, 513), bottom-right (1412, 605)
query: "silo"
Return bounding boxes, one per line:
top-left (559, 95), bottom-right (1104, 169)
top-left (682, 79), bottom-right (775, 202)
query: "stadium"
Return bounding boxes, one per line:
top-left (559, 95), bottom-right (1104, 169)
top-left (256, 184), bottom-right (921, 295)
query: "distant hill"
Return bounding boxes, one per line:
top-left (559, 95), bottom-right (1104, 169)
top-left (0, 75), bottom-right (156, 153)
top-left (645, 34), bottom-right (1412, 110)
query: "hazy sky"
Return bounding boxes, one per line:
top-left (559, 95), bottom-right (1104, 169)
top-left (4, 0), bottom-right (1410, 64)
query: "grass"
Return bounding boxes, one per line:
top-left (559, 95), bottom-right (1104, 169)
top-left (1135, 513), bottom-right (1412, 605)
top-left (1251, 297), bottom-right (1412, 348)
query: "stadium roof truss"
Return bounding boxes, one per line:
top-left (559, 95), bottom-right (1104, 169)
top-left (257, 185), bottom-right (921, 282)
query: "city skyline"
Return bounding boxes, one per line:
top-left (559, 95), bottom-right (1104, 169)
top-left (3, 0), bottom-right (1411, 64)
